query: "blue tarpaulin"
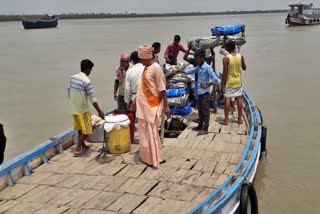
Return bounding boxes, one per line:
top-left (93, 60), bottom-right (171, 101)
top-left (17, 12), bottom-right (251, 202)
top-left (166, 88), bottom-right (188, 98)
top-left (170, 102), bottom-right (192, 116)
top-left (211, 24), bottom-right (245, 36)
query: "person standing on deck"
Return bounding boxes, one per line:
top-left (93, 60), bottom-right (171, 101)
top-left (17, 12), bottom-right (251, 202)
top-left (164, 35), bottom-right (187, 65)
top-left (0, 124), bottom-right (6, 164)
top-left (125, 51), bottom-right (145, 114)
top-left (183, 44), bottom-right (218, 114)
top-left (136, 45), bottom-right (171, 167)
top-left (152, 42), bottom-right (161, 65)
top-left (114, 53), bottom-right (130, 110)
top-left (221, 41), bottom-right (247, 125)
top-left (68, 59), bottom-right (105, 157)
top-left (176, 50), bottom-right (219, 136)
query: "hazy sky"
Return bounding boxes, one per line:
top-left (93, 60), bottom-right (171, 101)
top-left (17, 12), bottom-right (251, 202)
top-left (1, 0), bottom-right (318, 15)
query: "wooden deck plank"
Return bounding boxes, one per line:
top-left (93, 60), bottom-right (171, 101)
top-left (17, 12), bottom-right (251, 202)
top-left (100, 176), bottom-right (128, 192)
top-left (119, 195), bottom-right (147, 213)
top-left (180, 158), bottom-right (198, 170)
top-left (0, 184), bottom-right (37, 200)
top-left (39, 173), bottom-right (70, 186)
top-left (214, 174), bottom-right (229, 187)
top-left (68, 189), bottom-right (101, 207)
top-left (150, 199), bottom-right (192, 214)
top-left (193, 172), bottom-right (217, 188)
top-left (34, 205), bottom-right (70, 214)
top-left (153, 183), bottom-right (203, 202)
top-left (19, 186), bottom-right (66, 203)
top-left (16, 172), bottom-right (52, 185)
top-left (230, 122), bottom-right (240, 135)
top-left (0, 200), bottom-right (20, 213)
top-left (192, 188), bottom-right (216, 203)
top-left (106, 193), bottom-right (134, 212)
top-left (147, 181), bottom-right (173, 198)
top-left (168, 169), bottom-right (190, 183)
top-left (87, 164), bottom-right (127, 176)
top-left (34, 161), bottom-right (73, 173)
top-left (63, 207), bottom-right (82, 214)
top-left (182, 170), bottom-right (202, 185)
top-left (79, 209), bottom-right (115, 214)
top-left (220, 123), bottom-right (232, 134)
top-left (214, 162), bottom-right (229, 174)
top-left (17, 185), bottom-right (48, 202)
top-left (4, 201), bottom-right (44, 214)
top-left (122, 165), bottom-right (147, 178)
top-left (139, 167), bottom-right (168, 180)
top-left (81, 191), bottom-right (122, 210)
top-left (133, 197), bottom-right (163, 214)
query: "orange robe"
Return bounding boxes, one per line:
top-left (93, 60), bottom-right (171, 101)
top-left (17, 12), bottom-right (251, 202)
top-left (136, 62), bottom-right (166, 167)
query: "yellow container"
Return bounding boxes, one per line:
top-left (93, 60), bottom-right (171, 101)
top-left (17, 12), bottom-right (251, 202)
top-left (107, 125), bottom-right (131, 154)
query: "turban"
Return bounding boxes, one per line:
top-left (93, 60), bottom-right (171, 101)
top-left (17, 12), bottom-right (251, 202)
top-left (138, 45), bottom-right (154, 60)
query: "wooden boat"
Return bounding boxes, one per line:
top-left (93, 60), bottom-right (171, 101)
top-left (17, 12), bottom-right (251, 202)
top-left (0, 79), bottom-right (266, 213)
top-left (22, 15), bottom-right (58, 30)
top-left (286, 3), bottom-right (320, 26)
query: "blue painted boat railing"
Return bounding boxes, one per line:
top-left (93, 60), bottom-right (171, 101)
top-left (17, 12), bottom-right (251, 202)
top-left (188, 89), bottom-right (263, 214)
top-left (0, 108), bottom-right (116, 185)
top-left (0, 128), bottom-right (76, 184)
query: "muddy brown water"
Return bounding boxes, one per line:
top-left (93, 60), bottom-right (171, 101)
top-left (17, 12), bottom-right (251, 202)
top-left (1, 13), bottom-right (320, 213)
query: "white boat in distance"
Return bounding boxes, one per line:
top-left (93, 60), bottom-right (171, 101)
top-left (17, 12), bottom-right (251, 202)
top-left (286, 3), bottom-right (320, 26)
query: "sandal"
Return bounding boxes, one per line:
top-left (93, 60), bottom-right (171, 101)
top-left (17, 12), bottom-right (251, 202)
top-left (73, 151), bottom-right (84, 157)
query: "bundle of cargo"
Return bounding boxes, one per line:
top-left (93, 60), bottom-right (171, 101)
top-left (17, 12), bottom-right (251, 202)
top-left (164, 63), bottom-right (193, 116)
top-left (224, 35), bottom-right (246, 46)
top-left (212, 24), bottom-right (247, 51)
top-left (211, 24), bottom-right (245, 36)
top-left (187, 37), bottom-right (220, 52)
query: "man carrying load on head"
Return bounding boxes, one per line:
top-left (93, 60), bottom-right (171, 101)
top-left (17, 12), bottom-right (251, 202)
top-left (152, 42), bottom-right (161, 65)
top-left (136, 45), bottom-right (171, 167)
top-left (164, 35), bottom-right (187, 65)
top-left (68, 59), bottom-right (105, 157)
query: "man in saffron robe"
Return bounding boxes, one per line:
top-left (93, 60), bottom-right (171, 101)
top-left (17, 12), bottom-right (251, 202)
top-left (136, 45), bottom-right (171, 167)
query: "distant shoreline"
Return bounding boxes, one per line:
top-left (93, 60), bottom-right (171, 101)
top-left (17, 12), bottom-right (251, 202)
top-left (0, 10), bottom-right (286, 22)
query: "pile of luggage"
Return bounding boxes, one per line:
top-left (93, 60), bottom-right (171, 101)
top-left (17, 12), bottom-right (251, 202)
top-left (188, 37), bottom-right (220, 52)
top-left (164, 63), bottom-right (193, 116)
top-left (212, 24), bottom-right (247, 51)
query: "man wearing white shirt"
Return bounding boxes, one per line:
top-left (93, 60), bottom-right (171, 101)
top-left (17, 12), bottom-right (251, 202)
top-left (125, 51), bottom-right (145, 113)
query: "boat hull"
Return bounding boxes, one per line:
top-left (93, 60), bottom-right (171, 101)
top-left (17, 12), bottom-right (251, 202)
top-left (22, 18), bottom-right (58, 29)
top-left (286, 16), bottom-right (320, 26)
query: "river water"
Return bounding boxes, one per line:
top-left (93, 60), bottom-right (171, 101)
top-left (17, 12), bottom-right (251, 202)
top-left (1, 13), bottom-right (320, 213)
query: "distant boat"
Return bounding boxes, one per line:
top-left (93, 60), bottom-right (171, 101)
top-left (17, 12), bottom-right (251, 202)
top-left (22, 15), bottom-right (58, 30)
top-left (286, 3), bottom-right (320, 26)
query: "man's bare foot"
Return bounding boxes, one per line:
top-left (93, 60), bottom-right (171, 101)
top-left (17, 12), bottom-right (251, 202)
top-left (220, 120), bottom-right (229, 125)
top-left (74, 149), bottom-right (84, 157)
top-left (238, 119), bottom-right (243, 124)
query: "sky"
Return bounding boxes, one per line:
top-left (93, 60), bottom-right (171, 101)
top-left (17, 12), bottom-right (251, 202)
top-left (0, 0), bottom-right (318, 15)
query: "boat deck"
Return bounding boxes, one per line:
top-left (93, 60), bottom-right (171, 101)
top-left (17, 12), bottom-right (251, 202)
top-left (0, 108), bottom-right (249, 214)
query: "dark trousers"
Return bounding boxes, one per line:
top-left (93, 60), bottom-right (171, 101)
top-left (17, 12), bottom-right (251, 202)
top-left (0, 124), bottom-right (6, 164)
top-left (198, 92), bottom-right (210, 131)
top-left (118, 95), bottom-right (127, 110)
